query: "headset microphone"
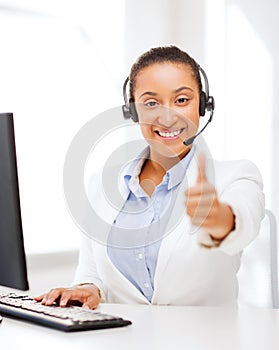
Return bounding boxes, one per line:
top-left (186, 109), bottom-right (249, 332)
top-left (183, 107), bottom-right (214, 146)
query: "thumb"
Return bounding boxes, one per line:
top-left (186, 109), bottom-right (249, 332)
top-left (196, 153), bottom-right (208, 184)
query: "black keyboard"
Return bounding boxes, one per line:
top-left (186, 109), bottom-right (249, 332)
top-left (0, 291), bottom-right (132, 332)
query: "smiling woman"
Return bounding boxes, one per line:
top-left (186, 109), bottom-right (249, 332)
top-left (35, 45), bottom-right (265, 309)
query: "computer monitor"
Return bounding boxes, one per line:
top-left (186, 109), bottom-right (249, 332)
top-left (0, 112), bottom-right (29, 291)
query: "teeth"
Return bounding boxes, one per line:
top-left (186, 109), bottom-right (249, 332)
top-left (157, 129), bottom-right (182, 138)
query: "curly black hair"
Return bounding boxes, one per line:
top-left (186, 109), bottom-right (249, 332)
top-left (129, 46), bottom-right (202, 100)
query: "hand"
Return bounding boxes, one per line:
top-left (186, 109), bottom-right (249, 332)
top-left (34, 284), bottom-right (101, 309)
top-left (185, 154), bottom-right (235, 241)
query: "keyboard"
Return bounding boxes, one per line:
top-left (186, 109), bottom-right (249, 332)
top-left (0, 291), bottom-right (132, 332)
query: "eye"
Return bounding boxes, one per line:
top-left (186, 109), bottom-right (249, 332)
top-left (176, 97), bottom-right (189, 105)
top-left (144, 100), bottom-right (159, 107)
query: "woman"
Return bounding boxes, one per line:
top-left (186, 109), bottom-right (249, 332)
top-left (35, 46), bottom-right (264, 309)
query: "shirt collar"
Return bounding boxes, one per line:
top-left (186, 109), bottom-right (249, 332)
top-left (123, 146), bottom-right (195, 194)
top-left (124, 147), bottom-right (149, 196)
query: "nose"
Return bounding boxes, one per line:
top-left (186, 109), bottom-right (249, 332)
top-left (157, 105), bottom-right (178, 127)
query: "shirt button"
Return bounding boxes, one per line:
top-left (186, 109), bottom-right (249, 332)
top-left (138, 253), bottom-right (143, 260)
top-left (144, 282), bottom-right (149, 289)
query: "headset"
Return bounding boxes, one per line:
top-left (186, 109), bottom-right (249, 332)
top-left (122, 65), bottom-right (215, 146)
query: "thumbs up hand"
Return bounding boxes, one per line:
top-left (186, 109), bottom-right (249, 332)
top-left (185, 154), bottom-right (235, 241)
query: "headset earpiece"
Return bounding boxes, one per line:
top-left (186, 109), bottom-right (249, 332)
top-left (122, 100), bottom-right (139, 122)
top-left (198, 66), bottom-right (215, 117)
top-left (206, 96), bottom-right (215, 113)
top-left (199, 91), bottom-right (206, 117)
top-left (122, 104), bottom-right (131, 120)
top-left (129, 99), bottom-right (139, 123)
top-left (122, 78), bottom-right (139, 123)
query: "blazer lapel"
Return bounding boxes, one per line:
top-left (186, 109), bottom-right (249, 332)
top-left (153, 154), bottom-right (199, 288)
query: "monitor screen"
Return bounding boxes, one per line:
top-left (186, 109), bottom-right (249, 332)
top-left (0, 112), bottom-right (29, 290)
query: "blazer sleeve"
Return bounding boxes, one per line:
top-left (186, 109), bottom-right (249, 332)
top-left (72, 234), bottom-right (107, 302)
top-left (196, 159), bottom-right (265, 255)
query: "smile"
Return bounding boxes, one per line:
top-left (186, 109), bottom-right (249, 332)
top-left (155, 128), bottom-right (184, 138)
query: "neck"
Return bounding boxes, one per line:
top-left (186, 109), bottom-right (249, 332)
top-left (148, 147), bottom-right (190, 173)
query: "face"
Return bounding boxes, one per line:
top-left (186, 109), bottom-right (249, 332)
top-left (133, 62), bottom-right (200, 160)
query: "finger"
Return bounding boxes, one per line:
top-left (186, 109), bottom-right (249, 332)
top-left (187, 205), bottom-right (212, 220)
top-left (186, 194), bottom-right (216, 219)
top-left (186, 182), bottom-right (213, 197)
top-left (186, 191), bottom-right (216, 206)
top-left (191, 215), bottom-right (209, 227)
top-left (34, 294), bottom-right (45, 301)
top-left (59, 289), bottom-right (90, 307)
top-left (82, 296), bottom-right (100, 310)
top-left (43, 289), bottom-right (64, 306)
top-left (196, 153), bottom-right (207, 184)
top-left (188, 204), bottom-right (213, 223)
top-left (59, 291), bottom-right (74, 307)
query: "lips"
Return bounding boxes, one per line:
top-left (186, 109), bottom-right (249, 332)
top-left (155, 128), bottom-right (184, 138)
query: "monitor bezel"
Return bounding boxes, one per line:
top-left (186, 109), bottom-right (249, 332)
top-left (0, 112), bottom-right (29, 291)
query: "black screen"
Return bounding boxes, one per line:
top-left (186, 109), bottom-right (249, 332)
top-left (0, 113), bottom-right (29, 290)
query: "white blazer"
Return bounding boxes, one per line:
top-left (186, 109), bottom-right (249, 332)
top-left (73, 150), bottom-right (265, 307)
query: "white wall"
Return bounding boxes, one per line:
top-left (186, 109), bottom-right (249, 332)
top-left (227, 0), bottom-right (279, 237)
top-left (0, 1), bottom-right (125, 255)
top-left (124, 0), bottom-right (206, 71)
top-left (26, 250), bottom-right (79, 295)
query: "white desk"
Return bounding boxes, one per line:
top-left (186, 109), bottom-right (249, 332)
top-left (1, 303), bottom-right (279, 350)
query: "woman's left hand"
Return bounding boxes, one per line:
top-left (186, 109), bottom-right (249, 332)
top-left (185, 154), bottom-right (235, 241)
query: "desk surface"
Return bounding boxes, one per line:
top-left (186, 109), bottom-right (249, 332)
top-left (1, 303), bottom-right (279, 350)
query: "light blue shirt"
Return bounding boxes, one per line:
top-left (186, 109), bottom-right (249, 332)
top-left (107, 147), bottom-right (194, 302)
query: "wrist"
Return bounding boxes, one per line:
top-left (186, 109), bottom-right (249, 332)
top-left (209, 204), bottom-right (235, 241)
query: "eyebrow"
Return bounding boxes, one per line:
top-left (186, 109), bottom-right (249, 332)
top-left (173, 86), bottom-right (194, 93)
top-left (139, 86), bottom-right (193, 98)
top-left (139, 91), bottom-right (158, 98)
